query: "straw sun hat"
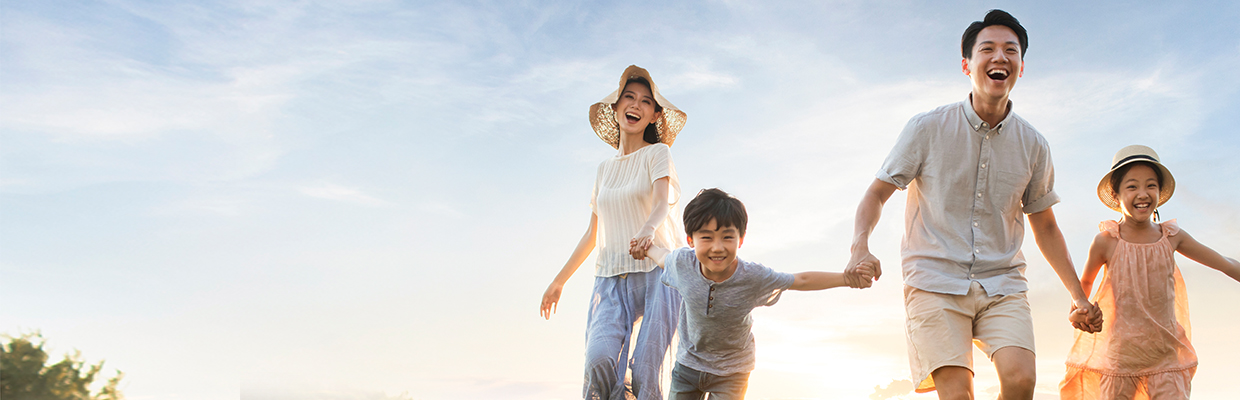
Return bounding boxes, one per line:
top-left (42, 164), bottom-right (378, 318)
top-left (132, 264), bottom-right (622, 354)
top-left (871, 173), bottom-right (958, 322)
top-left (1097, 144), bottom-right (1176, 212)
top-left (589, 65), bottom-right (687, 149)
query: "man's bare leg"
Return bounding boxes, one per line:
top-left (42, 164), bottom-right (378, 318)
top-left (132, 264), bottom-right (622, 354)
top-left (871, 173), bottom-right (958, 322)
top-left (993, 346), bottom-right (1036, 400)
top-left (931, 365), bottom-right (974, 400)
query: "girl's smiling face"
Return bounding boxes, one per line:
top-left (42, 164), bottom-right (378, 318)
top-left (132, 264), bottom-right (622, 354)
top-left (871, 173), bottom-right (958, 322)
top-left (1116, 163), bottom-right (1161, 223)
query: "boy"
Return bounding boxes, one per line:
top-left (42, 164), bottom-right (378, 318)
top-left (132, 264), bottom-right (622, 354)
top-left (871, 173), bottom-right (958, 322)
top-left (631, 188), bottom-right (871, 399)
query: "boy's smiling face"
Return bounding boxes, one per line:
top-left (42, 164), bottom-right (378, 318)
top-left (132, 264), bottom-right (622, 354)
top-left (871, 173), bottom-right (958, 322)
top-left (687, 217), bottom-right (743, 282)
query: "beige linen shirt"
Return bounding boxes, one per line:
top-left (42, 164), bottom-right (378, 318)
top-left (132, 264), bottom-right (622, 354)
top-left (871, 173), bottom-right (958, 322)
top-left (877, 96), bottom-right (1059, 296)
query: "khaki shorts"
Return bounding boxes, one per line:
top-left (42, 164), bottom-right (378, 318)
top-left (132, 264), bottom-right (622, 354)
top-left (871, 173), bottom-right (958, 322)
top-left (904, 281), bottom-right (1034, 393)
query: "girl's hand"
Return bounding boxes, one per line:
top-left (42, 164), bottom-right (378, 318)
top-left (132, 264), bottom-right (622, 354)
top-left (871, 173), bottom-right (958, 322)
top-left (540, 282), bottom-right (564, 320)
top-left (1069, 301), bottom-right (1103, 333)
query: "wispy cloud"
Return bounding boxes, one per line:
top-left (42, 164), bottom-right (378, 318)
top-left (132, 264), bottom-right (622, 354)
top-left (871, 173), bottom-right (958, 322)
top-left (298, 182), bottom-right (389, 206)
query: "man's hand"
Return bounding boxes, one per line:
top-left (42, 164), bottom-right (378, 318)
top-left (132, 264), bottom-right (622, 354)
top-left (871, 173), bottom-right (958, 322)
top-left (845, 262), bottom-right (876, 288)
top-left (845, 250), bottom-right (882, 288)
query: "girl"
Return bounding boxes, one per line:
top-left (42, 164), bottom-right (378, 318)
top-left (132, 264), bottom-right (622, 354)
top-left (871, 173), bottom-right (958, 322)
top-left (539, 65), bottom-right (687, 400)
top-left (1060, 145), bottom-right (1240, 399)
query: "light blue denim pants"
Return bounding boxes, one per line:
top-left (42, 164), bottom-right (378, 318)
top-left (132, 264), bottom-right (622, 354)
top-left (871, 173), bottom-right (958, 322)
top-left (668, 362), bottom-right (751, 400)
top-left (583, 269), bottom-right (681, 400)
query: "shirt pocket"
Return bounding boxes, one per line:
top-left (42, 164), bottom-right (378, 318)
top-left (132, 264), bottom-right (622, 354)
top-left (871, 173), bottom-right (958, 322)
top-left (994, 169), bottom-right (1030, 214)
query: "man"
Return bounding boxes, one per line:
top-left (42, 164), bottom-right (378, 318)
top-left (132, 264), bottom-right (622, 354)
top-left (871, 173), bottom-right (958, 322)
top-left (844, 9), bottom-right (1101, 400)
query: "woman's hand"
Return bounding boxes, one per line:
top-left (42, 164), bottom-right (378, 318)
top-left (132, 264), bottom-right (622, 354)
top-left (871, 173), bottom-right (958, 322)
top-left (540, 281), bottom-right (564, 320)
top-left (629, 238), bottom-right (648, 260)
top-left (631, 226), bottom-right (655, 258)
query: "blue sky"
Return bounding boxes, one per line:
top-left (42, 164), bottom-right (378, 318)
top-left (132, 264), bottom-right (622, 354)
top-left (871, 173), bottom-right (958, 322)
top-left (2, 1), bottom-right (1238, 399)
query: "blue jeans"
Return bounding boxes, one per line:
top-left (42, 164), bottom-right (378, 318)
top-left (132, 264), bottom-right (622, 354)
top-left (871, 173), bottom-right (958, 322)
top-left (669, 362), bottom-right (751, 400)
top-left (583, 269), bottom-right (681, 400)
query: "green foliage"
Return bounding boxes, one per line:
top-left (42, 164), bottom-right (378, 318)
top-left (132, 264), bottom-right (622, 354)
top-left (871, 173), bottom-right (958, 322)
top-left (0, 333), bottom-right (124, 400)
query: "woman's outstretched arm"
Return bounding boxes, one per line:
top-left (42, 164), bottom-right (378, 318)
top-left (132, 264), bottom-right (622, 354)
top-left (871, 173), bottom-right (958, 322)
top-left (540, 212), bottom-right (598, 320)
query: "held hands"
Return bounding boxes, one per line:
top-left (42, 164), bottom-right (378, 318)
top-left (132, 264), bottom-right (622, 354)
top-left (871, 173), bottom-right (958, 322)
top-left (1068, 300), bottom-right (1103, 333)
top-left (630, 226), bottom-right (655, 260)
top-left (845, 250), bottom-right (882, 289)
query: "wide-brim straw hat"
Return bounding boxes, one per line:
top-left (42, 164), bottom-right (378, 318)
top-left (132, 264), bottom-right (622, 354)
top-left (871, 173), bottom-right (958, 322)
top-left (1097, 144), bottom-right (1176, 212)
top-left (589, 65), bottom-right (687, 149)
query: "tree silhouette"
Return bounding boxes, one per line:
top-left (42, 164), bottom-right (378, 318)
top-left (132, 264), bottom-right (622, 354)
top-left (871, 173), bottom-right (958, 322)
top-left (1, 333), bottom-right (123, 400)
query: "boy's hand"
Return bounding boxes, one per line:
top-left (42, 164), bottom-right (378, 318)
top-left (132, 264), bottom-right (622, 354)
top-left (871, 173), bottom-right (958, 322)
top-left (629, 238), bottom-right (648, 260)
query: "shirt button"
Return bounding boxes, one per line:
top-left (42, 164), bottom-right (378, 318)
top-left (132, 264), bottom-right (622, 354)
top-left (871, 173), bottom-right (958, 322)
top-left (710, 287), bottom-right (715, 291)
top-left (709, 296), bottom-right (714, 300)
top-left (974, 222), bottom-right (979, 227)
top-left (974, 249), bottom-right (980, 254)
top-left (976, 192), bottom-right (982, 198)
top-left (708, 304), bottom-right (713, 308)
top-left (971, 274), bottom-right (976, 278)
top-left (981, 163), bottom-right (987, 168)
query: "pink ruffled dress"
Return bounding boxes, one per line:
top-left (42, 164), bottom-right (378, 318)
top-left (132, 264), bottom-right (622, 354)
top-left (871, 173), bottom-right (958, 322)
top-left (1060, 220), bottom-right (1197, 400)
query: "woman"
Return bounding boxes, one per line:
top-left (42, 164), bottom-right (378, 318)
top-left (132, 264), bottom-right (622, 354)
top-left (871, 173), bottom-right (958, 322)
top-left (539, 65), bottom-right (687, 400)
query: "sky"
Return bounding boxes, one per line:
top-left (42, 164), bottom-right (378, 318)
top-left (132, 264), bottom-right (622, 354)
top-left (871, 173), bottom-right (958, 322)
top-left (1, 0), bottom-right (1238, 399)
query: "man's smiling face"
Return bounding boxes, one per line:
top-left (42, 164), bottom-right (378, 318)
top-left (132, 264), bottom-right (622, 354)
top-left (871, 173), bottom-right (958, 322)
top-left (964, 25), bottom-right (1024, 104)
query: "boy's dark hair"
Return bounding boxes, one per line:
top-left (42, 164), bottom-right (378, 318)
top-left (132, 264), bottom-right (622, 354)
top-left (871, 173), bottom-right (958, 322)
top-left (626, 77), bottom-right (664, 145)
top-left (961, 9), bottom-right (1028, 59)
top-left (1110, 161), bottom-right (1164, 195)
top-left (683, 188), bottom-right (748, 237)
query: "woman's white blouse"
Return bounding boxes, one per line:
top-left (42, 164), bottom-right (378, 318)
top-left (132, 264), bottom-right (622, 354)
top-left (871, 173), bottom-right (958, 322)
top-left (591, 143), bottom-right (683, 277)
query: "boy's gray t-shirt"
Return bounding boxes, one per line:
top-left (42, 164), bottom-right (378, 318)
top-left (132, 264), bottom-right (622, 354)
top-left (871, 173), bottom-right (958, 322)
top-left (662, 247), bottom-right (795, 376)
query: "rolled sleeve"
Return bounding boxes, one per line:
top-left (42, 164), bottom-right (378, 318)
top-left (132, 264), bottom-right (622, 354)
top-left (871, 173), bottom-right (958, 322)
top-left (877, 117), bottom-right (926, 190)
top-left (1021, 139), bottom-right (1059, 214)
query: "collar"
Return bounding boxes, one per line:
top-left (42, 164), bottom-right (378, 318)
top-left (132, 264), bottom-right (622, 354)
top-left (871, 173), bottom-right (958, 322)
top-left (963, 94), bottom-right (1014, 133)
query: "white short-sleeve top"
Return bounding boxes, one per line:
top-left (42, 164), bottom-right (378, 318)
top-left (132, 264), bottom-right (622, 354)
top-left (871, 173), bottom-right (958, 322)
top-left (591, 143), bottom-right (683, 277)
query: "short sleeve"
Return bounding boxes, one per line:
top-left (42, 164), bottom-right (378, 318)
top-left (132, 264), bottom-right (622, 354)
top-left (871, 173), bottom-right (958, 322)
top-left (1162, 219), bottom-right (1180, 237)
top-left (747, 262), bottom-right (795, 308)
top-left (646, 144), bottom-right (681, 207)
top-left (662, 247), bottom-right (690, 289)
top-left (646, 143), bottom-right (672, 182)
top-left (1098, 220), bottom-right (1120, 238)
top-left (876, 115), bottom-right (927, 190)
top-left (590, 161), bottom-right (604, 213)
top-left (1021, 137), bottom-right (1060, 214)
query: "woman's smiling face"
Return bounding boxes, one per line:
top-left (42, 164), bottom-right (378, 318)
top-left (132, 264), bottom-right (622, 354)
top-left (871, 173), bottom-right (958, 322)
top-left (612, 80), bottom-right (661, 136)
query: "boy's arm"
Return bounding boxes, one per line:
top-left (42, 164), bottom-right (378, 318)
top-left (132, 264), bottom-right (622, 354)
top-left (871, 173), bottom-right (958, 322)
top-left (1174, 229), bottom-right (1240, 282)
top-left (644, 245), bottom-right (671, 268)
top-left (789, 271), bottom-right (849, 291)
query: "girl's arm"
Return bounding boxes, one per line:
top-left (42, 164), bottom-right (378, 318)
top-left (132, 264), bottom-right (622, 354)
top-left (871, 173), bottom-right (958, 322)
top-left (1174, 229), bottom-right (1240, 282)
top-left (1079, 233), bottom-right (1112, 298)
top-left (631, 177), bottom-right (671, 259)
top-left (540, 212), bottom-right (598, 320)
top-left (1069, 233), bottom-right (1112, 333)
